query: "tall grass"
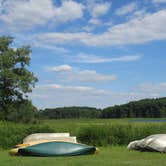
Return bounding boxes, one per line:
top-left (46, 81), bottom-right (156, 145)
top-left (0, 121), bottom-right (54, 149)
top-left (78, 122), bottom-right (166, 146)
top-left (1, 119), bottom-right (166, 149)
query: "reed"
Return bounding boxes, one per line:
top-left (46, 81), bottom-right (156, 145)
top-left (1, 119), bottom-right (166, 149)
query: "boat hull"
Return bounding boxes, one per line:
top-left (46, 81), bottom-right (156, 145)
top-left (18, 141), bottom-right (97, 156)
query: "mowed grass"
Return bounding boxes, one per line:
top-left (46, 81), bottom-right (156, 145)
top-left (1, 146), bottom-right (166, 166)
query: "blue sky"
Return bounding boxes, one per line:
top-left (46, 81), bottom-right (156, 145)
top-left (0, 0), bottom-right (166, 108)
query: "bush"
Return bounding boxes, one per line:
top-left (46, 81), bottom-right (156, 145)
top-left (4, 100), bottom-right (39, 123)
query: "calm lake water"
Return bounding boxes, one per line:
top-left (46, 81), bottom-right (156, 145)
top-left (130, 119), bottom-right (166, 122)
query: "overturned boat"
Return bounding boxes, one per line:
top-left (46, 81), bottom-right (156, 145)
top-left (23, 133), bottom-right (74, 143)
top-left (127, 134), bottom-right (166, 153)
top-left (9, 133), bottom-right (98, 156)
top-left (12, 141), bottom-right (97, 156)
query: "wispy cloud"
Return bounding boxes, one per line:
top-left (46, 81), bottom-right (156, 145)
top-left (138, 82), bottom-right (166, 94)
top-left (30, 83), bottom-right (110, 108)
top-left (75, 53), bottom-right (141, 63)
top-left (0, 0), bottom-right (2, 12)
top-left (65, 70), bottom-right (117, 83)
top-left (33, 41), bottom-right (69, 53)
top-left (153, 0), bottom-right (166, 3)
top-left (115, 2), bottom-right (137, 16)
top-left (46, 65), bottom-right (117, 83)
top-left (88, 18), bottom-right (102, 25)
top-left (30, 82), bottom-right (166, 109)
top-left (131, 9), bottom-right (147, 19)
top-left (53, 1), bottom-right (84, 22)
top-left (47, 65), bottom-right (72, 73)
top-left (36, 84), bottom-right (95, 92)
top-left (91, 2), bottom-right (111, 17)
top-left (34, 9), bottom-right (166, 46)
top-left (0, 0), bottom-right (84, 31)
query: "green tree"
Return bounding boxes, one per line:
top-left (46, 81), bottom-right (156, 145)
top-left (0, 36), bottom-right (38, 120)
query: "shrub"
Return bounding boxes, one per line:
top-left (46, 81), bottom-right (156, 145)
top-left (4, 100), bottom-right (38, 123)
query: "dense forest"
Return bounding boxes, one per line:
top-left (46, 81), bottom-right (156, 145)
top-left (41, 107), bottom-right (101, 119)
top-left (41, 97), bottom-right (166, 119)
top-left (102, 97), bottom-right (166, 118)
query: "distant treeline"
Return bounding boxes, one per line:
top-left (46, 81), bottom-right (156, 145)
top-left (41, 107), bottom-right (101, 119)
top-left (102, 97), bottom-right (166, 118)
top-left (40, 97), bottom-right (166, 119)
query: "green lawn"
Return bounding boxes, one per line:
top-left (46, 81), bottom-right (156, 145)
top-left (1, 146), bottom-right (166, 166)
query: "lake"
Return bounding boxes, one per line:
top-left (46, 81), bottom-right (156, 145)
top-left (130, 119), bottom-right (166, 122)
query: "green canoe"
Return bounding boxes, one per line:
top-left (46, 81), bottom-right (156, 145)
top-left (18, 141), bottom-right (97, 156)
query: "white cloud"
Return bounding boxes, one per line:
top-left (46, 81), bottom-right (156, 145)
top-left (115, 2), bottom-right (137, 16)
top-left (153, 0), bottom-right (166, 3)
top-left (88, 18), bottom-right (102, 25)
top-left (53, 1), bottom-right (84, 23)
top-left (30, 83), bottom-right (109, 108)
top-left (0, 0), bottom-right (84, 31)
top-left (47, 65), bottom-right (72, 72)
top-left (34, 32), bottom-right (89, 45)
top-left (47, 65), bottom-right (117, 83)
top-left (84, 1), bottom-right (111, 31)
top-left (0, 0), bottom-right (55, 30)
top-left (82, 18), bottom-right (102, 32)
top-left (138, 82), bottom-right (166, 94)
top-left (91, 2), bottom-right (111, 17)
top-left (66, 70), bottom-right (117, 83)
top-left (33, 41), bottom-right (69, 53)
top-left (82, 25), bottom-right (95, 32)
top-left (76, 53), bottom-right (141, 63)
top-left (30, 82), bottom-right (166, 109)
top-left (36, 84), bottom-right (93, 91)
top-left (34, 9), bottom-right (166, 46)
top-left (131, 9), bottom-right (147, 19)
top-left (0, 0), bottom-right (2, 12)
